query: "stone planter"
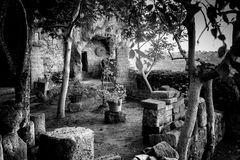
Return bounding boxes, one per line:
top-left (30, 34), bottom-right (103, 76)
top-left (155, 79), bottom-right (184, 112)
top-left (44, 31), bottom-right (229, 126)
top-left (107, 99), bottom-right (122, 112)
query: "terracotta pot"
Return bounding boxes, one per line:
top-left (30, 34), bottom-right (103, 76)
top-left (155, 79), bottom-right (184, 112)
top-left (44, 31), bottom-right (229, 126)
top-left (107, 99), bottom-right (122, 112)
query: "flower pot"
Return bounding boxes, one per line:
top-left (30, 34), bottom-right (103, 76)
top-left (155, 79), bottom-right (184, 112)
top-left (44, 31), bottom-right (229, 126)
top-left (107, 99), bottom-right (122, 112)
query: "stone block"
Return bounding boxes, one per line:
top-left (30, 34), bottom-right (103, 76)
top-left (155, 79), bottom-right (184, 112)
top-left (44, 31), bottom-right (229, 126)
top-left (170, 120), bottom-right (184, 130)
top-left (30, 113), bottom-right (46, 144)
top-left (149, 130), bottom-right (180, 148)
top-left (161, 98), bottom-right (178, 105)
top-left (179, 103), bottom-right (185, 113)
top-left (133, 154), bottom-right (149, 160)
top-left (142, 108), bottom-right (166, 127)
top-left (104, 111), bottom-right (126, 124)
top-left (173, 112), bottom-right (181, 121)
top-left (141, 99), bottom-right (166, 110)
top-left (38, 127), bottom-right (94, 160)
top-left (173, 106), bottom-right (180, 114)
top-left (0, 136), bottom-right (3, 160)
top-left (165, 109), bottom-right (172, 117)
top-left (173, 96), bottom-right (185, 108)
top-left (165, 115), bottom-right (173, 124)
top-left (215, 110), bottom-right (225, 144)
top-left (197, 98), bottom-right (207, 128)
top-left (152, 141), bottom-right (179, 159)
top-left (2, 133), bottom-right (27, 160)
top-left (159, 85), bottom-right (171, 91)
top-left (165, 104), bottom-right (173, 111)
top-left (151, 91), bottom-right (176, 99)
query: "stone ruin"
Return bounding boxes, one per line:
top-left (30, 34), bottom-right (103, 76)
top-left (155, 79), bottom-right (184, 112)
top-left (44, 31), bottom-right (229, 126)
top-left (131, 87), bottom-right (225, 160)
top-left (0, 101), bottom-right (94, 160)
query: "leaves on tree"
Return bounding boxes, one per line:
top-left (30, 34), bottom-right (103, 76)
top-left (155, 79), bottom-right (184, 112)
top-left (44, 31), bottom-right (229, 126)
top-left (129, 49), bottom-right (135, 59)
top-left (135, 57), bottom-right (143, 71)
top-left (218, 42), bottom-right (227, 58)
top-left (168, 4), bottom-right (178, 12)
top-left (135, 49), bottom-right (148, 58)
top-left (211, 28), bottom-right (218, 39)
top-left (207, 5), bottom-right (217, 24)
top-left (218, 34), bottom-right (226, 41)
top-left (222, 14), bottom-right (229, 24)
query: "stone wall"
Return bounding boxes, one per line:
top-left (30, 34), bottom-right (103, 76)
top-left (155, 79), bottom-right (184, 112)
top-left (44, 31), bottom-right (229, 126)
top-left (141, 96), bottom-right (225, 160)
top-left (31, 29), bottom-right (64, 87)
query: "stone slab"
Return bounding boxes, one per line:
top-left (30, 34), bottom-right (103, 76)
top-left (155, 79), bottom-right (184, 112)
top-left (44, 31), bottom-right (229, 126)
top-left (152, 141), bottom-right (179, 159)
top-left (161, 98), bottom-right (178, 105)
top-left (141, 99), bottom-right (166, 110)
top-left (149, 130), bottom-right (180, 148)
top-left (39, 127), bottom-right (94, 160)
top-left (151, 91), bottom-right (177, 99)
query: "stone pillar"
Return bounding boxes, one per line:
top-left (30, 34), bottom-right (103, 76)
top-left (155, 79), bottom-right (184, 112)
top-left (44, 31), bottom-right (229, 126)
top-left (2, 133), bottom-right (28, 160)
top-left (30, 46), bottom-right (44, 87)
top-left (116, 42), bottom-right (130, 84)
top-left (38, 127), bottom-right (94, 160)
top-left (30, 113), bottom-right (46, 143)
top-left (141, 99), bottom-right (166, 138)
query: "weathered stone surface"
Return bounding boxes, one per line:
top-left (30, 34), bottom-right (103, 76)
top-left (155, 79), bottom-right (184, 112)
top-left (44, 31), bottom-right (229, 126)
top-left (0, 102), bottom-right (23, 135)
top-left (104, 111), bottom-right (126, 124)
top-left (170, 120), bottom-right (184, 130)
top-left (149, 130), bottom-right (180, 148)
top-left (141, 99), bottom-right (166, 110)
top-left (0, 136), bottom-right (3, 160)
top-left (165, 105), bottom-right (173, 111)
top-left (66, 102), bottom-right (83, 113)
top-left (2, 133), bottom-right (27, 160)
top-left (30, 113), bottom-right (46, 143)
top-left (18, 121), bottom-right (35, 147)
top-left (173, 97), bottom-right (184, 108)
top-left (152, 141), bottom-right (179, 159)
top-left (132, 154), bottom-right (149, 160)
top-left (143, 108), bottom-right (165, 127)
top-left (148, 156), bottom-right (157, 160)
top-left (165, 109), bottom-right (172, 117)
top-left (38, 127), bottom-right (94, 160)
top-left (95, 153), bottom-right (121, 160)
top-left (151, 91), bottom-right (176, 99)
top-left (165, 115), bottom-right (173, 124)
top-left (173, 112), bottom-right (181, 121)
top-left (197, 98), bottom-right (207, 128)
top-left (159, 85), bottom-right (171, 91)
top-left (161, 98), bottom-right (178, 105)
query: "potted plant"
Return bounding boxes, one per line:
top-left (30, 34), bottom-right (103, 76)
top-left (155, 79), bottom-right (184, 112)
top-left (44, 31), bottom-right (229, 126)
top-left (98, 83), bottom-right (126, 112)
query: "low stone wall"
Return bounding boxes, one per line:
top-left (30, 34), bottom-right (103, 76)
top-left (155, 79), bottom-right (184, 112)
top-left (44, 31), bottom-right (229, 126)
top-left (141, 97), bottom-right (225, 160)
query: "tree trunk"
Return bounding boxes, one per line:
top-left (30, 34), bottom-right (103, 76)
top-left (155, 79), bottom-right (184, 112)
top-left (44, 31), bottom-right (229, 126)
top-left (177, 14), bottom-right (203, 160)
top-left (57, 37), bottom-right (73, 119)
top-left (202, 79), bottom-right (215, 160)
top-left (177, 78), bottom-right (202, 160)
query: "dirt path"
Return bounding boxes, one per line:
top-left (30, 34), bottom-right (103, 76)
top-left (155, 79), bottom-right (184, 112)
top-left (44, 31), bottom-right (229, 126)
top-left (30, 101), bottom-right (145, 159)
